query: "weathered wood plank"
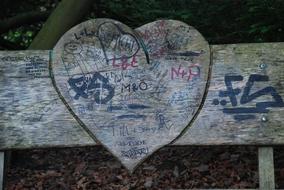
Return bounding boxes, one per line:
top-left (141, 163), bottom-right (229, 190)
top-left (0, 44), bottom-right (284, 149)
top-left (258, 147), bottom-right (275, 190)
top-left (0, 51), bottom-right (95, 149)
top-left (175, 43), bottom-right (284, 145)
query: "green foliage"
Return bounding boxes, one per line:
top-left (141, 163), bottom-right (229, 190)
top-left (96, 0), bottom-right (284, 44)
top-left (1, 0), bottom-right (284, 49)
top-left (2, 28), bottom-right (35, 48)
top-left (0, 0), bottom-right (53, 49)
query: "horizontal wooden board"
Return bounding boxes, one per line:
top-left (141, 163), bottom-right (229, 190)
top-left (0, 51), bottom-right (95, 149)
top-left (175, 42), bottom-right (284, 145)
top-left (0, 43), bottom-right (284, 149)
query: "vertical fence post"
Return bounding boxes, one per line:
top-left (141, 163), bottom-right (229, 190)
top-left (258, 147), bottom-right (275, 190)
top-left (0, 152), bottom-right (4, 190)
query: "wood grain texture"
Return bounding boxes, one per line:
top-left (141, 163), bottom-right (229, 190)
top-left (175, 43), bottom-right (284, 145)
top-left (0, 23), bottom-right (284, 153)
top-left (51, 19), bottom-right (210, 171)
top-left (258, 147), bottom-right (275, 190)
top-left (0, 51), bottom-right (95, 149)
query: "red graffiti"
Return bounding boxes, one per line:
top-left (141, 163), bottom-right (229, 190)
top-left (140, 20), bottom-right (167, 40)
top-left (152, 46), bottom-right (168, 58)
top-left (171, 64), bottom-right (200, 81)
top-left (112, 55), bottom-right (138, 70)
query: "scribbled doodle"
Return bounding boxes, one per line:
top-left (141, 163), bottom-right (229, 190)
top-left (127, 104), bottom-right (151, 110)
top-left (121, 147), bottom-right (149, 159)
top-left (68, 72), bottom-right (114, 104)
top-left (68, 76), bottom-right (88, 99)
top-left (165, 25), bottom-right (192, 50)
top-left (107, 105), bottom-right (123, 112)
top-left (97, 22), bottom-right (140, 62)
top-left (146, 43), bottom-right (168, 58)
top-left (106, 103), bottom-right (150, 113)
top-left (64, 41), bottom-right (83, 54)
top-left (155, 109), bottom-right (173, 130)
top-left (77, 105), bottom-right (87, 115)
top-left (104, 71), bottom-right (131, 83)
top-left (22, 98), bottom-right (59, 123)
top-left (213, 74), bottom-right (284, 121)
top-left (97, 22), bottom-right (121, 48)
top-left (140, 20), bottom-right (167, 41)
top-left (118, 139), bottom-right (146, 147)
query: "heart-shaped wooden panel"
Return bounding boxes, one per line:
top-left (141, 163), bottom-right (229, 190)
top-left (51, 18), bottom-right (210, 172)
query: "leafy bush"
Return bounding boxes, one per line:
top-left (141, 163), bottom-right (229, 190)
top-left (1, 0), bottom-right (284, 49)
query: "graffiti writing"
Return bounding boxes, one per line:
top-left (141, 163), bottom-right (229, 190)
top-left (121, 147), bottom-right (149, 159)
top-left (121, 81), bottom-right (148, 93)
top-left (25, 58), bottom-right (48, 78)
top-left (171, 63), bottom-right (200, 81)
top-left (212, 74), bottom-right (284, 121)
top-left (109, 124), bottom-right (167, 137)
top-left (140, 20), bottom-right (167, 41)
top-left (1, 55), bottom-right (44, 62)
top-left (118, 139), bottom-right (146, 147)
top-left (112, 55), bottom-right (138, 70)
top-left (73, 27), bottom-right (96, 40)
top-left (68, 72), bottom-right (114, 104)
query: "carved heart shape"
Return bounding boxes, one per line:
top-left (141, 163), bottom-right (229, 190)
top-left (52, 19), bottom-right (210, 172)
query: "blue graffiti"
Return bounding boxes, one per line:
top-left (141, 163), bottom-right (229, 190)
top-left (117, 114), bottom-right (146, 120)
top-left (213, 74), bottom-right (284, 121)
top-left (68, 72), bottom-right (114, 104)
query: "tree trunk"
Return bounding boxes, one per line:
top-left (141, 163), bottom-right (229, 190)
top-left (29, 0), bottom-right (93, 50)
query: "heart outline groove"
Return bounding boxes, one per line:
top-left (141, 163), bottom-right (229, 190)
top-left (51, 18), bottom-right (210, 172)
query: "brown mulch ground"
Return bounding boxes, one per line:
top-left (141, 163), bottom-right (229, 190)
top-left (5, 146), bottom-right (284, 189)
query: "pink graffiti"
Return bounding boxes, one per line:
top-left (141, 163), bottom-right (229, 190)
top-left (151, 46), bottom-right (168, 58)
top-left (171, 64), bottom-right (200, 81)
top-left (112, 55), bottom-right (138, 70)
top-left (140, 20), bottom-right (167, 41)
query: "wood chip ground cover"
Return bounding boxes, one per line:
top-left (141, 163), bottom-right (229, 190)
top-left (5, 146), bottom-right (274, 189)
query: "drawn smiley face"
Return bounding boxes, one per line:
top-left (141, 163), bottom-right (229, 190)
top-left (64, 41), bottom-right (83, 54)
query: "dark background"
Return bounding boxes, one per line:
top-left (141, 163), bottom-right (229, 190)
top-left (1, 0), bottom-right (284, 49)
